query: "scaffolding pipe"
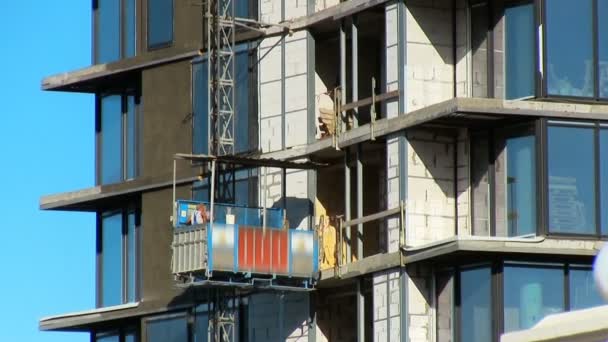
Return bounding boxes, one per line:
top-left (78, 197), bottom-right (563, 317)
top-left (262, 166), bottom-right (267, 233)
top-left (340, 20), bottom-right (347, 133)
top-left (352, 16), bottom-right (359, 128)
top-left (210, 159), bottom-right (216, 228)
top-left (172, 159), bottom-right (177, 227)
top-left (356, 145), bottom-right (363, 260)
top-left (344, 151), bottom-right (352, 262)
top-left (352, 17), bottom-right (364, 342)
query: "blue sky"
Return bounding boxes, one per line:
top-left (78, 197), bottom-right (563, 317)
top-left (0, 2), bottom-right (94, 341)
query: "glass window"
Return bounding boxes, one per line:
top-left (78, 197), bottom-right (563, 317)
top-left (505, 3), bottom-right (535, 99)
top-left (548, 126), bottom-right (596, 234)
top-left (600, 129), bottom-right (608, 235)
top-left (148, 0), bottom-right (174, 49)
top-left (125, 333), bottom-right (137, 342)
top-left (96, 0), bottom-right (120, 64)
top-left (546, 0), bottom-right (594, 97)
top-left (101, 212), bottom-right (123, 307)
top-left (127, 212), bottom-right (137, 302)
top-left (600, 0), bottom-right (608, 97)
top-left (460, 267), bottom-right (492, 342)
top-left (95, 0), bottom-right (136, 64)
top-left (101, 96), bottom-right (122, 185)
top-left (194, 311), bottom-right (209, 342)
top-left (99, 94), bottom-right (139, 185)
top-left (570, 268), bottom-right (604, 310)
top-left (125, 0), bottom-right (136, 58)
top-left (193, 60), bottom-right (209, 155)
top-left (126, 95), bottom-right (137, 180)
top-left (96, 332), bottom-right (119, 342)
top-left (502, 133), bottom-right (536, 236)
top-left (503, 265), bottom-right (564, 332)
top-left (147, 315), bottom-right (188, 342)
top-left (100, 209), bottom-right (138, 307)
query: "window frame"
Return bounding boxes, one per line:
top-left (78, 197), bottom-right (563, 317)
top-left (96, 205), bottom-right (141, 308)
top-left (96, 91), bottom-right (141, 186)
top-left (470, 0), bottom-right (608, 102)
top-left (541, 0), bottom-right (603, 100)
top-left (92, 0), bottom-right (137, 64)
top-left (93, 326), bottom-right (139, 342)
top-left (470, 121), bottom-right (541, 237)
top-left (543, 120), bottom-right (608, 238)
top-left (442, 260), bottom-right (602, 342)
top-left (146, 0), bottom-right (174, 50)
top-left (470, 119), bottom-right (608, 239)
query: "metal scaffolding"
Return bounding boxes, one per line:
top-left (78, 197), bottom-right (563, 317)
top-left (206, 0), bottom-right (237, 337)
top-left (207, 0), bottom-right (236, 157)
top-left (210, 288), bottom-right (237, 342)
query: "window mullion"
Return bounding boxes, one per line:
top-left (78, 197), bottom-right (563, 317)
top-left (122, 210), bottom-right (128, 304)
top-left (595, 123), bottom-right (601, 236)
top-left (564, 264), bottom-right (571, 311)
top-left (122, 95), bottom-right (127, 182)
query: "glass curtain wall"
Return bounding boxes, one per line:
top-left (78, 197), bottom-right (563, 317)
top-left (546, 0), bottom-right (594, 97)
top-left (99, 210), bottom-right (138, 307)
top-left (95, 0), bottom-right (136, 63)
top-left (148, 0), bottom-right (173, 48)
top-left (547, 125), bottom-right (596, 234)
top-left (99, 94), bottom-right (139, 185)
top-left (504, 3), bottom-right (535, 99)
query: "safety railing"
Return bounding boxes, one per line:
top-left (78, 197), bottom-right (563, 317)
top-left (172, 200), bottom-right (319, 280)
top-left (317, 201), bottom-right (405, 275)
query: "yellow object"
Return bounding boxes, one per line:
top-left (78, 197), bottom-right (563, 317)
top-left (319, 217), bottom-right (337, 270)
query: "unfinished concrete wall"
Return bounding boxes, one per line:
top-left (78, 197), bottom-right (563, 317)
top-left (373, 270), bottom-right (401, 342)
top-left (258, 0), bottom-right (313, 229)
top-left (455, 0), bottom-right (469, 98)
top-left (374, 3), bottom-right (403, 342)
top-left (315, 290), bottom-right (358, 342)
top-left (248, 292), bottom-right (311, 342)
top-left (456, 128), bottom-right (471, 236)
top-left (314, 0), bottom-right (341, 12)
top-left (407, 265), bottom-right (434, 342)
top-left (407, 0), bottom-right (455, 111)
top-left (407, 128), bottom-right (457, 246)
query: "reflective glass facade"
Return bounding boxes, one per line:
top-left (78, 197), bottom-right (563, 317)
top-left (146, 315), bottom-right (188, 342)
top-left (99, 209), bottom-right (138, 307)
top-left (442, 263), bottom-right (603, 341)
top-left (98, 94), bottom-right (139, 185)
top-left (548, 125), bottom-right (596, 235)
top-left (101, 212), bottom-right (123, 307)
top-left (94, 0), bottom-right (136, 64)
top-left (503, 265), bottom-right (564, 332)
top-left (546, 0), bottom-right (594, 97)
top-left (505, 3), bottom-right (535, 99)
top-left (460, 267), bottom-right (492, 342)
top-left (148, 0), bottom-right (173, 48)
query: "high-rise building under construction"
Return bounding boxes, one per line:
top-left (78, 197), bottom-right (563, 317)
top-left (40, 0), bottom-right (608, 341)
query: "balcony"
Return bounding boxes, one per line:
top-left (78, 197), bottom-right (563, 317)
top-left (171, 200), bottom-right (319, 288)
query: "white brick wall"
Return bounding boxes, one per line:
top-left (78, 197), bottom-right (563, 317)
top-left (374, 270), bottom-right (401, 342)
top-left (407, 0), bottom-right (456, 111)
top-left (248, 292), bottom-right (310, 342)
